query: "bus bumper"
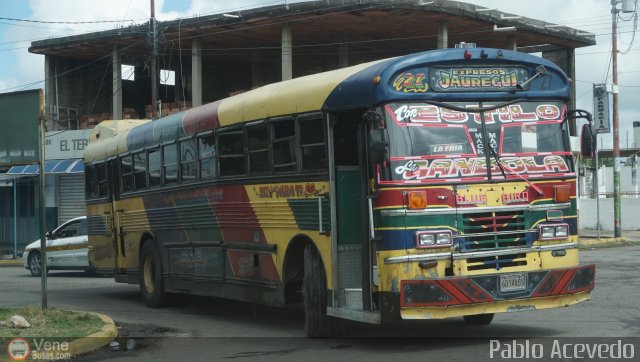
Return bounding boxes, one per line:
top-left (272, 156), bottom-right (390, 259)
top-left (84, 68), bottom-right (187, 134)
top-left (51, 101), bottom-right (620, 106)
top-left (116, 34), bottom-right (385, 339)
top-left (397, 264), bottom-right (595, 320)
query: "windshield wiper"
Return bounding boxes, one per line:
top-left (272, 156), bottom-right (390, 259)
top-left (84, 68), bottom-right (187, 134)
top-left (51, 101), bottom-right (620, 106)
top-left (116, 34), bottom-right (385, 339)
top-left (487, 145), bottom-right (545, 196)
top-left (487, 144), bottom-right (507, 179)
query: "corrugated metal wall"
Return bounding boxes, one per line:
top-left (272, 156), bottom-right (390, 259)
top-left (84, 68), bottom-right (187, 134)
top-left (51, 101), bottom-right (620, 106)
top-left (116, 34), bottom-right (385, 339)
top-left (58, 174), bottom-right (86, 224)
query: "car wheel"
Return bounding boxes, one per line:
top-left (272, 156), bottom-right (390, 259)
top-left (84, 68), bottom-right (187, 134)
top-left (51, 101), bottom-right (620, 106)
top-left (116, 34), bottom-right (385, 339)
top-left (28, 251), bottom-right (46, 277)
top-left (463, 313), bottom-right (495, 325)
top-left (139, 240), bottom-right (169, 308)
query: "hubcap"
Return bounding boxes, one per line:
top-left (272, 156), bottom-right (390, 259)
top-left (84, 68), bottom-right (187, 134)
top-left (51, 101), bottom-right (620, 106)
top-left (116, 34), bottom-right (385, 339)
top-left (31, 254), bottom-right (41, 274)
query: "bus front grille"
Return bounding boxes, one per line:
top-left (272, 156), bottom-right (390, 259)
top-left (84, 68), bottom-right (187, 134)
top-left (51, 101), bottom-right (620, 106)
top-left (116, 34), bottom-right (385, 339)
top-left (460, 211), bottom-right (527, 252)
top-left (465, 253), bottom-right (528, 271)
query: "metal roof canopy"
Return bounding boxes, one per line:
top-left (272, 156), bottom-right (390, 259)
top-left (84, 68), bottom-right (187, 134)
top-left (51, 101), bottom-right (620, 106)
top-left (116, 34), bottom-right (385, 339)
top-left (6, 159), bottom-right (84, 175)
top-left (29, 0), bottom-right (595, 63)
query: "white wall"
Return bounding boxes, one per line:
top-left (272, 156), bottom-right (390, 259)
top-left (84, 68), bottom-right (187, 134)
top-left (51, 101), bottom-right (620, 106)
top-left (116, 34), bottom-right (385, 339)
top-left (601, 166), bottom-right (639, 196)
top-left (578, 198), bottom-right (640, 230)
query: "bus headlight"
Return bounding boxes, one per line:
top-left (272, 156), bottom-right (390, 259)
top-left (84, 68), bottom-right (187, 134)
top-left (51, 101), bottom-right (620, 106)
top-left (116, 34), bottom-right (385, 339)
top-left (541, 226), bottom-right (555, 239)
top-left (417, 233), bottom-right (435, 247)
top-left (539, 223), bottom-right (569, 240)
top-left (555, 225), bottom-right (569, 238)
top-left (416, 230), bottom-right (452, 248)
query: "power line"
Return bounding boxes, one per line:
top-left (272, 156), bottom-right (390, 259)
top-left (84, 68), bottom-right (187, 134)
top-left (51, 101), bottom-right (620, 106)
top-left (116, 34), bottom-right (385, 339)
top-left (0, 16), bottom-right (143, 24)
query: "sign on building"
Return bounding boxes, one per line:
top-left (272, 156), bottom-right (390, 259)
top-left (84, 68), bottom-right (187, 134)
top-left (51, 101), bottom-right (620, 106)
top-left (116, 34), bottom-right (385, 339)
top-left (45, 129), bottom-right (92, 159)
top-left (593, 84), bottom-right (610, 133)
top-left (0, 89), bottom-right (43, 166)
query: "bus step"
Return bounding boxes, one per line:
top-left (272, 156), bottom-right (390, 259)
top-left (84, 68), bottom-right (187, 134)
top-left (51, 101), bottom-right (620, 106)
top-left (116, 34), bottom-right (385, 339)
top-left (338, 288), bottom-right (363, 309)
top-left (327, 306), bottom-right (381, 325)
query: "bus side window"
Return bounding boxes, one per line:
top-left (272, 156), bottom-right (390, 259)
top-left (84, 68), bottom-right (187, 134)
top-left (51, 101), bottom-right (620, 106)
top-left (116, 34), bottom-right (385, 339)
top-left (148, 148), bottom-right (161, 187)
top-left (133, 151), bottom-right (147, 189)
top-left (163, 143), bottom-right (178, 185)
top-left (120, 155), bottom-right (133, 193)
top-left (247, 123), bottom-right (271, 175)
top-left (198, 133), bottom-right (216, 179)
top-left (85, 164), bottom-right (98, 199)
top-left (272, 119), bottom-right (296, 173)
top-left (180, 138), bottom-right (197, 182)
top-left (96, 162), bottom-right (109, 197)
top-left (299, 117), bottom-right (327, 171)
top-left (218, 131), bottom-right (246, 177)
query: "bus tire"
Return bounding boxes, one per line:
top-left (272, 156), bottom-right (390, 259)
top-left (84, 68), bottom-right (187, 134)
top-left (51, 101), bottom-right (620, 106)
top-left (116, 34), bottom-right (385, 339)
top-left (139, 241), bottom-right (169, 308)
top-left (463, 313), bottom-right (494, 325)
top-left (303, 243), bottom-right (331, 337)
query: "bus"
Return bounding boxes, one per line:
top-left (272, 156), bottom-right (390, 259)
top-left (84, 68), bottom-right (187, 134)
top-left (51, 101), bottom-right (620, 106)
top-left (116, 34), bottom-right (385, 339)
top-left (84, 47), bottom-right (595, 337)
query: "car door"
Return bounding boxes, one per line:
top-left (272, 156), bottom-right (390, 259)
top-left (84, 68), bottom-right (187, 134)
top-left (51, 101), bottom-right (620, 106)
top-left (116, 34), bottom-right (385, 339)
top-left (73, 219), bottom-right (89, 267)
top-left (49, 219), bottom-right (85, 267)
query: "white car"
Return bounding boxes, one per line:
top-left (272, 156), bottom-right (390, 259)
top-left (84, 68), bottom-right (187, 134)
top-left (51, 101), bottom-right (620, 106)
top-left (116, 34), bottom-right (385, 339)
top-left (22, 216), bottom-right (91, 276)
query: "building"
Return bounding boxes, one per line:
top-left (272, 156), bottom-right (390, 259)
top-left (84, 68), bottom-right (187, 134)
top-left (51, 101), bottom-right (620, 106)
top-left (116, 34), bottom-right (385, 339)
top-left (28, 0), bottom-right (595, 133)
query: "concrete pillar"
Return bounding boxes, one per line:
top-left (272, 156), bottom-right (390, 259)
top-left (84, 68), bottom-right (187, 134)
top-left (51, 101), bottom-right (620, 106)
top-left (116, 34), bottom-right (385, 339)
top-left (192, 38), bottom-right (203, 107)
top-left (44, 55), bottom-right (56, 131)
top-left (507, 36), bottom-right (517, 51)
top-left (112, 48), bottom-right (122, 120)
top-left (437, 22), bottom-right (448, 49)
top-left (174, 67), bottom-right (183, 104)
top-left (282, 23), bottom-right (292, 81)
top-left (338, 41), bottom-right (349, 68)
top-left (251, 52), bottom-right (261, 89)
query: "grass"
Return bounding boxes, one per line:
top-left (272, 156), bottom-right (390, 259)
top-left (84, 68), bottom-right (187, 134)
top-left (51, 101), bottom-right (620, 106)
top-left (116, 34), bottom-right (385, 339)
top-left (0, 306), bottom-right (103, 339)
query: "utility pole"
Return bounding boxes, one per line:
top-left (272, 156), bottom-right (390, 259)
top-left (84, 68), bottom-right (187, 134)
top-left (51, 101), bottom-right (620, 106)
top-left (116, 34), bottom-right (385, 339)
top-left (38, 95), bottom-right (47, 310)
top-left (150, 0), bottom-right (158, 119)
top-left (611, 0), bottom-right (622, 237)
top-left (610, 0), bottom-right (635, 237)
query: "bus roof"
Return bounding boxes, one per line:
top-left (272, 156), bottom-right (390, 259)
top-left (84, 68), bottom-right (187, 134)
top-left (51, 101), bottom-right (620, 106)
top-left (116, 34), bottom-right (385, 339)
top-left (84, 48), bottom-right (569, 163)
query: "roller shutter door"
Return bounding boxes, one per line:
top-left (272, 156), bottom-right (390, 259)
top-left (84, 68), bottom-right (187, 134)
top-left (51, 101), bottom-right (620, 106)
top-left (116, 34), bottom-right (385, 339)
top-left (58, 174), bottom-right (86, 224)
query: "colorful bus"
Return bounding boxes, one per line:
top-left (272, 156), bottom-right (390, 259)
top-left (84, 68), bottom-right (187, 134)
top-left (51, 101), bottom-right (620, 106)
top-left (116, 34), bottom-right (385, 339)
top-left (84, 47), bottom-right (595, 337)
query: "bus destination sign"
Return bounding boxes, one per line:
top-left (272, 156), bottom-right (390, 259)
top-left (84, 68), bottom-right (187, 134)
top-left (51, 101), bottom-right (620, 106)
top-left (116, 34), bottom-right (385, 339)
top-left (429, 66), bottom-right (528, 92)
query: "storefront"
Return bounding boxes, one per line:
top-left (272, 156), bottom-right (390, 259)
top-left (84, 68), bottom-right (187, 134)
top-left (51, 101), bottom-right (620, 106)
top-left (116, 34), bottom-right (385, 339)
top-left (1, 130), bottom-right (91, 256)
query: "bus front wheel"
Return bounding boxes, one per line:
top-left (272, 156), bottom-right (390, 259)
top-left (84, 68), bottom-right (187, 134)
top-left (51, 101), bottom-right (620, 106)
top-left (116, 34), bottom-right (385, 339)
top-left (303, 244), bottom-right (331, 337)
top-left (139, 241), bottom-right (169, 308)
top-left (463, 313), bottom-right (494, 325)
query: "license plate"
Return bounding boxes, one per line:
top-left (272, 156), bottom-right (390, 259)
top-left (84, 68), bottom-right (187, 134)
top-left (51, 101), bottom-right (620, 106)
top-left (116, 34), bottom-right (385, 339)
top-left (499, 273), bottom-right (527, 293)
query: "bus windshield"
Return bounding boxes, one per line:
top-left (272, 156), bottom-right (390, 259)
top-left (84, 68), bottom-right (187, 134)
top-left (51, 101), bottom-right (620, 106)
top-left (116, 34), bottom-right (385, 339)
top-left (382, 101), bottom-right (573, 183)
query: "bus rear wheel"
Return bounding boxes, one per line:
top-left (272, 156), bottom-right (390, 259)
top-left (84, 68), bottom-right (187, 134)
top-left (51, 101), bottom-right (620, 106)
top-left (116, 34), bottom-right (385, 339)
top-left (139, 241), bottom-right (169, 308)
top-left (303, 244), bottom-right (331, 337)
top-left (463, 313), bottom-right (494, 325)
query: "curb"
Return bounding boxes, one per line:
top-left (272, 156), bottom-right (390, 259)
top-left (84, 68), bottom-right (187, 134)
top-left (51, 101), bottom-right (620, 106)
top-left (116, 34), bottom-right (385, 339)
top-left (579, 237), bottom-right (628, 248)
top-left (52, 312), bottom-right (118, 358)
top-left (0, 260), bottom-right (22, 267)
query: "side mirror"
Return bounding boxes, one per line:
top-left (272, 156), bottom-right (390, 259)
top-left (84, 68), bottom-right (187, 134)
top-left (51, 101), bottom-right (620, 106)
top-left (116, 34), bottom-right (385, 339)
top-left (368, 129), bottom-right (388, 165)
top-left (45, 231), bottom-right (53, 240)
top-left (580, 123), bottom-right (597, 158)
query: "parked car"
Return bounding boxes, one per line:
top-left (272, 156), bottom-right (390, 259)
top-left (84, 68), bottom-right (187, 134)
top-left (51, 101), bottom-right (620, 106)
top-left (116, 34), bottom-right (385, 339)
top-left (22, 216), bottom-right (91, 276)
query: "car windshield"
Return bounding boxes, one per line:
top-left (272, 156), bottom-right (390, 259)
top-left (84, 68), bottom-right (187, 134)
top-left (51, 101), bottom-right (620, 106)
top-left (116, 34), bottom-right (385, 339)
top-left (381, 101), bottom-right (573, 183)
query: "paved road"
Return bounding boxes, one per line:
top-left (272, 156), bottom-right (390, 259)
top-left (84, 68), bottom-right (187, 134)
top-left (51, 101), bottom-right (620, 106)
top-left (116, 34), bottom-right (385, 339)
top-left (1, 246), bottom-right (639, 361)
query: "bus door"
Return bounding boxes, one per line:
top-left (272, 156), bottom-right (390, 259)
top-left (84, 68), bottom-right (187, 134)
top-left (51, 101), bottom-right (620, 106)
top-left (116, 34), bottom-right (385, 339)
top-left (329, 113), bottom-right (374, 316)
top-left (108, 158), bottom-right (127, 274)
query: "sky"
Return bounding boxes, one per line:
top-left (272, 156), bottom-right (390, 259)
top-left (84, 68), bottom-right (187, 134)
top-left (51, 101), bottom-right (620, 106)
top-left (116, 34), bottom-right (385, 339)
top-left (0, 0), bottom-right (638, 147)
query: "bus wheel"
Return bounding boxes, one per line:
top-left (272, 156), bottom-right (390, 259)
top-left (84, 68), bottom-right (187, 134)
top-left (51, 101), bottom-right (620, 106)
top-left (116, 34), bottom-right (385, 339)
top-left (139, 241), bottom-right (169, 308)
top-left (463, 313), bottom-right (494, 325)
top-left (303, 244), bottom-right (331, 337)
